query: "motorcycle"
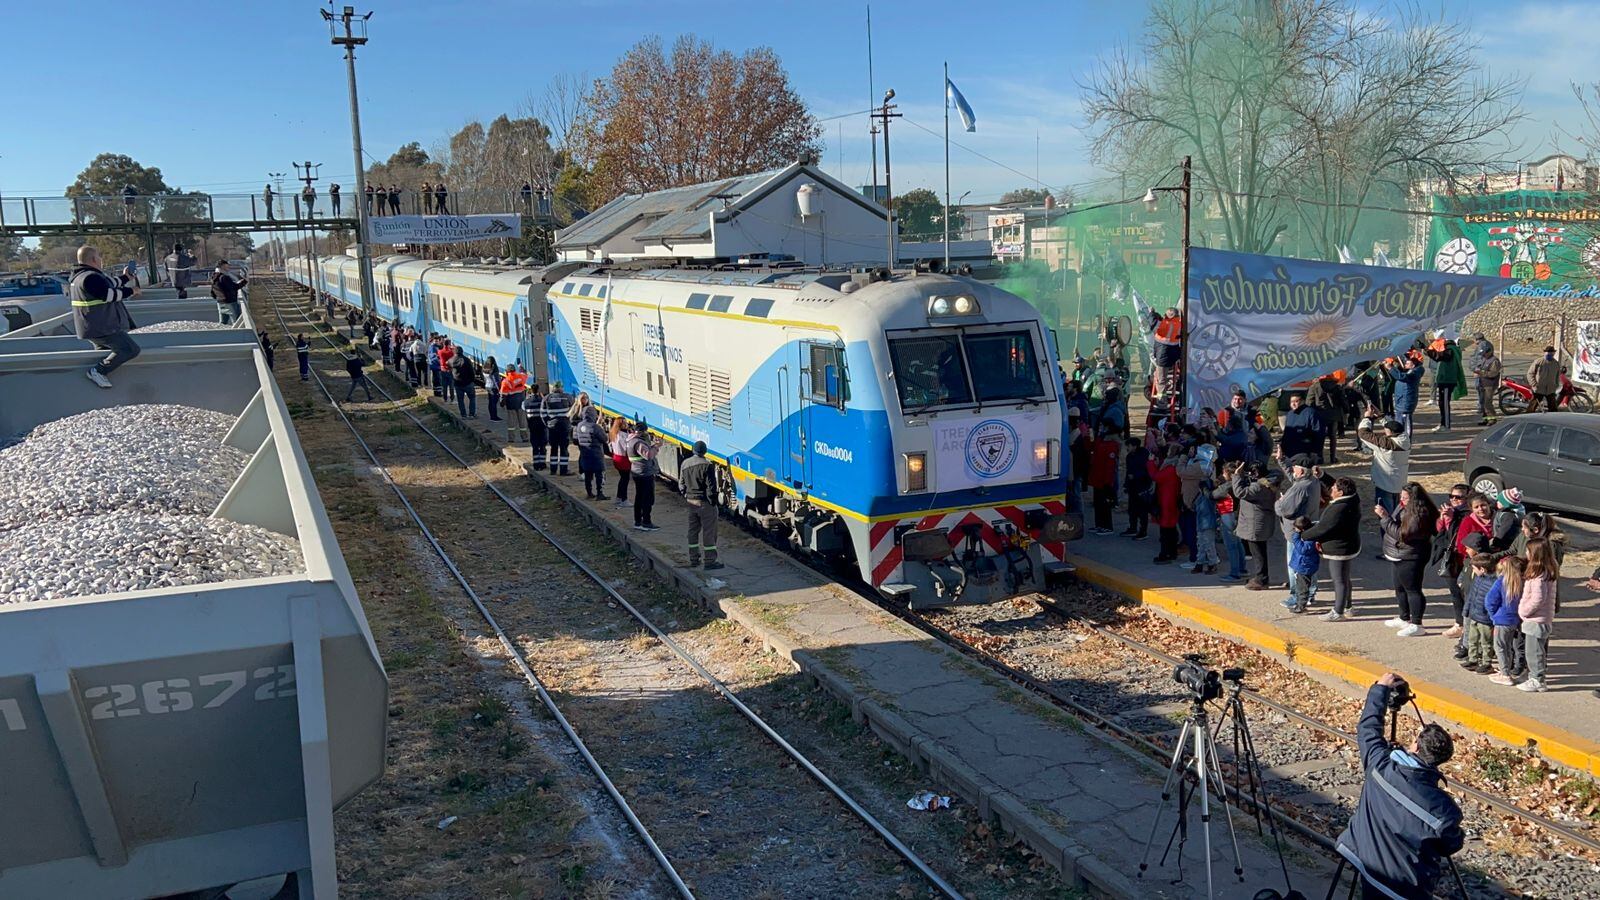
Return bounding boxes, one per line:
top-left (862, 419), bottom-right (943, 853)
top-left (1496, 367), bottom-right (1595, 415)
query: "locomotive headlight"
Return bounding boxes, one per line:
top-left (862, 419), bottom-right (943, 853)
top-left (1033, 438), bottom-right (1059, 477)
top-left (904, 452), bottom-right (928, 492)
top-left (927, 293), bottom-right (979, 317)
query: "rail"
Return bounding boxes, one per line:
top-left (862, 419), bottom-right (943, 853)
top-left (0, 190), bottom-right (561, 232)
top-left (261, 281), bottom-right (965, 900)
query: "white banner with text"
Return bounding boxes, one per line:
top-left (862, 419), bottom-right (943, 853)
top-left (367, 213), bottom-right (521, 245)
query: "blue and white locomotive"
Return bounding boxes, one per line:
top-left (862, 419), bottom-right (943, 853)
top-left (289, 253), bottom-right (1081, 607)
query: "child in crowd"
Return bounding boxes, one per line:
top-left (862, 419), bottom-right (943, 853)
top-left (1287, 516), bottom-right (1321, 613)
top-left (1460, 553), bottom-right (1498, 674)
top-left (1485, 556), bottom-right (1525, 686)
top-left (1214, 460), bottom-right (1247, 581)
top-left (1192, 464), bottom-right (1220, 575)
top-left (1517, 539), bottom-right (1559, 692)
top-left (1122, 436), bottom-right (1151, 540)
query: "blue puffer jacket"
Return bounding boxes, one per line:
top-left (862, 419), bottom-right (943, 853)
top-left (1463, 573), bottom-right (1496, 626)
top-left (1484, 577), bottom-right (1521, 628)
top-left (1391, 366), bottom-right (1425, 413)
top-left (1336, 684), bottom-right (1465, 900)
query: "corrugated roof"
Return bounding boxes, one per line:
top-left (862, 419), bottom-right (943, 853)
top-left (554, 165), bottom-right (792, 249)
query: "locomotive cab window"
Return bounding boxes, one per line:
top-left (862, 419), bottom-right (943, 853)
top-left (888, 334), bottom-right (972, 410)
top-left (806, 343), bottom-right (847, 408)
top-left (964, 329), bottom-right (1045, 403)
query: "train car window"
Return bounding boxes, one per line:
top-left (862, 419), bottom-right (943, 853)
top-left (888, 334), bottom-right (971, 410)
top-left (708, 294), bottom-right (734, 313)
top-left (562, 282), bottom-right (575, 294)
top-left (964, 330), bottom-right (1045, 403)
top-left (597, 285), bottom-right (608, 299)
top-left (744, 297), bottom-right (774, 318)
top-left (686, 293), bottom-right (709, 310)
top-left (806, 344), bottom-right (847, 408)
top-left (578, 283), bottom-right (593, 297)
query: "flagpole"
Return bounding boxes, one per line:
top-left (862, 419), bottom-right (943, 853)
top-left (943, 61), bottom-right (951, 270)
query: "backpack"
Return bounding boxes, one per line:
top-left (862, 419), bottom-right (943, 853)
top-left (1430, 509), bottom-right (1463, 576)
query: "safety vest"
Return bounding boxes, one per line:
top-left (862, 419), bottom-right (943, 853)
top-left (1153, 316), bottom-right (1182, 346)
top-left (500, 371), bottom-right (527, 395)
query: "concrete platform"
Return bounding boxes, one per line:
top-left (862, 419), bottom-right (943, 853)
top-left (379, 379), bottom-right (1329, 899)
top-left (1071, 527), bottom-right (1600, 776)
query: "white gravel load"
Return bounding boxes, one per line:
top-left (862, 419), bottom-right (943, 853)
top-left (0, 511), bottom-right (304, 604)
top-left (0, 404), bottom-right (249, 532)
top-left (131, 320), bottom-right (238, 333)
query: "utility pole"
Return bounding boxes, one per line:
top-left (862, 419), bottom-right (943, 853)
top-left (269, 171), bottom-right (287, 223)
top-left (871, 89), bottom-right (900, 270)
top-left (1144, 155), bottom-right (1192, 409)
top-left (323, 4), bottom-right (377, 316)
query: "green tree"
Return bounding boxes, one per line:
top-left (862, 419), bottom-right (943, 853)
top-left (999, 187), bottom-right (1051, 205)
top-left (894, 188), bottom-right (966, 242)
top-left (42, 153), bottom-right (195, 265)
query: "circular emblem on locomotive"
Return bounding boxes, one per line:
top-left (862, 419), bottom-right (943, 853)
top-left (964, 419), bottom-right (1019, 479)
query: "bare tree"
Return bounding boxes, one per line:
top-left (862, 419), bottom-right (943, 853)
top-left (1083, 0), bottom-right (1523, 257)
top-left (575, 36), bottom-right (822, 204)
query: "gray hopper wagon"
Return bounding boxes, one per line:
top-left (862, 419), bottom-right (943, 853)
top-left (0, 296), bottom-right (256, 340)
top-left (0, 332), bottom-right (386, 898)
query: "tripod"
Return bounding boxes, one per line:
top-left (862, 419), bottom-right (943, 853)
top-left (1138, 695), bottom-right (1246, 899)
top-left (1214, 678), bottom-right (1295, 895)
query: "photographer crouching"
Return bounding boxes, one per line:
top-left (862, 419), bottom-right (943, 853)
top-left (1334, 673), bottom-right (1464, 899)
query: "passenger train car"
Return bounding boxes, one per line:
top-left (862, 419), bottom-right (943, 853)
top-left (289, 254), bottom-right (1081, 607)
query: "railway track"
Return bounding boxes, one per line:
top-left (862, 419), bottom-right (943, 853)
top-left (257, 282), bottom-right (967, 900)
top-left (263, 280), bottom-right (1599, 898)
top-left (912, 588), bottom-right (1600, 898)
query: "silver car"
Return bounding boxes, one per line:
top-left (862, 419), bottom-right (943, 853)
top-left (1465, 412), bottom-right (1600, 513)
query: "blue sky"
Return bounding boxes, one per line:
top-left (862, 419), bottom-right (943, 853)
top-left (1, 0), bottom-right (1591, 205)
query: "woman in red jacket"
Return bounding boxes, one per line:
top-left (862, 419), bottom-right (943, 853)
top-left (1153, 445), bottom-right (1184, 563)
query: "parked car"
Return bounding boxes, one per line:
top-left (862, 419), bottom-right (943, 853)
top-left (1465, 412), bottom-right (1600, 514)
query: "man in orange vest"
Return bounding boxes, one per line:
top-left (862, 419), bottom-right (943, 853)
top-left (1151, 306), bottom-right (1183, 398)
top-left (500, 365), bottom-right (529, 443)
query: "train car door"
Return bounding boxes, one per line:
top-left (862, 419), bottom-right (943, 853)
top-left (781, 330), bottom-right (838, 493)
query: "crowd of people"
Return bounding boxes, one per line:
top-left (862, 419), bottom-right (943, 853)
top-left (1073, 333), bottom-right (1576, 695)
top-left (352, 315), bottom-right (698, 543)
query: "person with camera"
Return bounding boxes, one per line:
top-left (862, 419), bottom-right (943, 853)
top-left (1336, 673), bottom-right (1463, 900)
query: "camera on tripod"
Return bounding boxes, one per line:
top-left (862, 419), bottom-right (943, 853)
top-left (1173, 654), bottom-right (1223, 703)
top-left (1387, 676), bottom-right (1414, 710)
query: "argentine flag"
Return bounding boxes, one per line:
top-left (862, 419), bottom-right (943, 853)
top-left (946, 77), bottom-right (976, 132)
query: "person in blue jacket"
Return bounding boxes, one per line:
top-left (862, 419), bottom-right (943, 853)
top-left (1386, 355), bottom-right (1426, 432)
top-left (1335, 674), bottom-right (1464, 899)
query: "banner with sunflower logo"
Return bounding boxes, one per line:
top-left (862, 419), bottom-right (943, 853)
top-left (1184, 248), bottom-right (1516, 410)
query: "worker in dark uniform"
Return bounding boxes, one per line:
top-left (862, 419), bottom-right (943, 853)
top-left (121, 184), bottom-right (138, 222)
top-left (295, 333), bottom-right (311, 382)
top-left (434, 181), bottom-right (449, 215)
top-left (329, 183), bottom-right (341, 217)
top-left (1336, 673), bottom-right (1464, 899)
top-left (541, 381), bottom-right (574, 475)
top-left (70, 245), bottom-right (142, 388)
top-left (344, 352), bottom-right (372, 402)
top-left (680, 441), bottom-right (723, 569)
top-left (263, 183), bottom-right (276, 221)
top-left (388, 183), bottom-right (401, 215)
top-left (520, 181), bottom-right (534, 212)
top-left (210, 260), bottom-right (248, 326)
top-left (164, 242), bottom-right (196, 298)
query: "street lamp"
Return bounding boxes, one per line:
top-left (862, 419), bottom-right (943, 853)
top-left (1142, 156), bottom-right (1193, 408)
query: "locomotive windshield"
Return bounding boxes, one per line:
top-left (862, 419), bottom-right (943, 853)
top-left (889, 334), bottom-right (973, 409)
top-left (889, 326), bottom-right (1047, 411)
top-left (965, 330), bottom-right (1045, 402)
